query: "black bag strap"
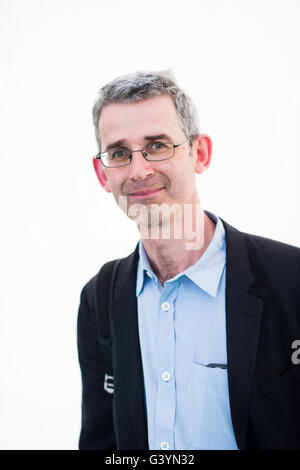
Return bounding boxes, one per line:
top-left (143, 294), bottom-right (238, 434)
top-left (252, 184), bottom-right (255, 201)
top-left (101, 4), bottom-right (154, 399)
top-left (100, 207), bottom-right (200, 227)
top-left (95, 258), bottom-right (121, 369)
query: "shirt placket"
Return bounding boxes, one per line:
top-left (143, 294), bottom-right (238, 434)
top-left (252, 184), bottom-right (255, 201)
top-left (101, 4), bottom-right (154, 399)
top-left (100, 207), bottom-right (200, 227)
top-left (154, 281), bottom-right (178, 450)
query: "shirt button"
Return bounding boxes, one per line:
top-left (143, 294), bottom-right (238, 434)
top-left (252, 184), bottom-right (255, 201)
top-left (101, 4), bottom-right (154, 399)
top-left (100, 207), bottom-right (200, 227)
top-left (146, 271), bottom-right (153, 278)
top-left (161, 441), bottom-right (169, 450)
top-left (161, 371), bottom-right (171, 382)
top-left (161, 301), bottom-right (170, 312)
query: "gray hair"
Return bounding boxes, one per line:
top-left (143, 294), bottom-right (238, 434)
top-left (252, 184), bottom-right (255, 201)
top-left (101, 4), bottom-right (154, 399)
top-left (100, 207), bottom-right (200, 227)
top-left (92, 70), bottom-right (200, 153)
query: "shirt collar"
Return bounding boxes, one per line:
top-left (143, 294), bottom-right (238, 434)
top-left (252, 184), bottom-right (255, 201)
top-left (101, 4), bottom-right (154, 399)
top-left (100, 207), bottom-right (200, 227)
top-left (136, 210), bottom-right (226, 298)
top-left (136, 239), bottom-right (155, 296)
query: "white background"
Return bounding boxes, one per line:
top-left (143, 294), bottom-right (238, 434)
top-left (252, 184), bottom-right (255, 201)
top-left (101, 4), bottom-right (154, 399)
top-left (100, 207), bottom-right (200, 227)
top-left (0, 0), bottom-right (299, 450)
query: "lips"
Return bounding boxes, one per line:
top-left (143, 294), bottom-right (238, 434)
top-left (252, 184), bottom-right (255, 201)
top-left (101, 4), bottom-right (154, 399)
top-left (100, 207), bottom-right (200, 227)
top-left (129, 187), bottom-right (164, 199)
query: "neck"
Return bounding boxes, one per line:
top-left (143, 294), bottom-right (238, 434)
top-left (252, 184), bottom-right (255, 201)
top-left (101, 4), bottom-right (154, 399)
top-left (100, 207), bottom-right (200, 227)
top-left (139, 209), bottom-right (216, 285)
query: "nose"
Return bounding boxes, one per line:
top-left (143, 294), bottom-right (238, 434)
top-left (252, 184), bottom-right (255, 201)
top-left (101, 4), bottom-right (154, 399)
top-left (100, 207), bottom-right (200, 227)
top-left (127, 150), bottom-right (155, 181)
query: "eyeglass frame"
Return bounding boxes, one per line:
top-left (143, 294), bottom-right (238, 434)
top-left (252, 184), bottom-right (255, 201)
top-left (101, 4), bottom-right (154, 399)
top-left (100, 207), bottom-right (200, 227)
top-left (94, 140), bottom-right (189, 168)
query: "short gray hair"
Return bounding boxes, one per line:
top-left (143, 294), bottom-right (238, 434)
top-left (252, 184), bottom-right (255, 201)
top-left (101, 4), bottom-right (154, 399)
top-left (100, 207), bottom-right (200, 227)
top-left (92, 70), bottom-right (200, 153)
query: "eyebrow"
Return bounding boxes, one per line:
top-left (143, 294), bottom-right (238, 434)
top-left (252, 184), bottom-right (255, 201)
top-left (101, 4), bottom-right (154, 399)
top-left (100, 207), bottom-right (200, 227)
top-left (105, 140), bottom-right (127, 151)
top-left (104, 134), bottom-right (172, 152)
top-left (144, 134), bottom-right (172, 142)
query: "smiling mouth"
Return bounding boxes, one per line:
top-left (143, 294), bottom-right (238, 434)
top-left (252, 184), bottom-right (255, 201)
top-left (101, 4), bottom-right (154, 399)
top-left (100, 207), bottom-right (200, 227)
top-left (129, 187), bottom-right (164, 199)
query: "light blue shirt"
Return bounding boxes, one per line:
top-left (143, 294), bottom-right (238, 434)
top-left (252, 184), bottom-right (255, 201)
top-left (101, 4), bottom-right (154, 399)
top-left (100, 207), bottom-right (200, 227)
top-left (136, 210), bottom-right (238, 450)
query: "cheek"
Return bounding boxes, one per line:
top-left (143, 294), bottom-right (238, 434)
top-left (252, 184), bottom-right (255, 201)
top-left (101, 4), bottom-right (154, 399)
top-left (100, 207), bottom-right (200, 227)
top-left (173, 166), bottom-right (196, 197)
top-left (107, 174), bottom-right (129, 200)
top-left (172, 162), bottom-right (193, 184)
top-left (105, 171), bottom-right (122, 190)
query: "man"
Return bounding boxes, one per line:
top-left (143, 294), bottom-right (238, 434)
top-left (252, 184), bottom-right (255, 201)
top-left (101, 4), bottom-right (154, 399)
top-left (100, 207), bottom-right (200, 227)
top-left (77, 70), bottom-right (300, 450)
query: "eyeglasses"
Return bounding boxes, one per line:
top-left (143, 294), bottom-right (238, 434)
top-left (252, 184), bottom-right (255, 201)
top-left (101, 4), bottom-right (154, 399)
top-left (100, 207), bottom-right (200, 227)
top-left (95, 140), bottom-right (188, 168)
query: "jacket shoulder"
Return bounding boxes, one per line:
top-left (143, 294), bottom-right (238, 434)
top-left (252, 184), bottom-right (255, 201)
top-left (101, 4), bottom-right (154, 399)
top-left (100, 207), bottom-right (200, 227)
top-left (240, 229), bottom-right (300, 290)
top-left (222, 218), bottom-right (300, 291)
top-left (243, 230), bottom-right (300, 263)
top-left (222, 217), bottom-right (300, 261)
top-left (79, 250), bottom-right (135, 311)
top-left (79, 272), bottom-right (98, 314)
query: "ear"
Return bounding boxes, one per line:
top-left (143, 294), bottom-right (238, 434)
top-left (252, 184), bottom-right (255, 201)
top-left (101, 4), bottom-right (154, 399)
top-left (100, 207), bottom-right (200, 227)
top-left (93, 157), bottom-right (112, 193)
top-left (193, 135), bottom-right (213, 174)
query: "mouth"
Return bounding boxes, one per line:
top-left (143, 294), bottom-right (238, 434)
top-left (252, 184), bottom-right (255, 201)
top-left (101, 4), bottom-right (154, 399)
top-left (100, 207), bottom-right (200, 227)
top-left (129, 187), bottom-right (164, 200)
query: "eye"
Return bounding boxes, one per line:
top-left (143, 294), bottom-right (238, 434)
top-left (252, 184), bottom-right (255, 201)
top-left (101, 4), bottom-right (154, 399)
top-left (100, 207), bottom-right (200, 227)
top-left (148, 141), bottom-right (167, 151)
top-left (110, 148), bottom-right (128, 159)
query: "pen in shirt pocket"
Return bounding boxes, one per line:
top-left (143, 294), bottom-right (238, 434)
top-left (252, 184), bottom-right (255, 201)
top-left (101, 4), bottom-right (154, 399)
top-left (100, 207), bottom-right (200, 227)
top-left (206, 363), bottom-right (228, 369)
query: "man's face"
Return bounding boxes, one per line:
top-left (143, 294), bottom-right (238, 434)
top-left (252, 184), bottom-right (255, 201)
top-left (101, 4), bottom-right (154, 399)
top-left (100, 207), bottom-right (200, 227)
top-left (96, 95), bottom-right (207, 216)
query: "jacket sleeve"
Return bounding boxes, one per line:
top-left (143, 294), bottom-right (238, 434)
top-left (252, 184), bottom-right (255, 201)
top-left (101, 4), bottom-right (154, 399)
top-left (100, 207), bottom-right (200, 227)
top-left (77, 280), bottom-right (116, 450)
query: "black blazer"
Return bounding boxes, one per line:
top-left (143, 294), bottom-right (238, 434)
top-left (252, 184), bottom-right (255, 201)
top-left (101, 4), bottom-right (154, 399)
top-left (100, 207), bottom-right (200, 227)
top-left (77, 218), bottom-right (300, 450)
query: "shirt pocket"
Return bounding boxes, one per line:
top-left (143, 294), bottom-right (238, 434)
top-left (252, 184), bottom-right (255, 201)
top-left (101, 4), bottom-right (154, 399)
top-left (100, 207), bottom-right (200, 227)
top-left (185, 362), bottom-right (237, 449)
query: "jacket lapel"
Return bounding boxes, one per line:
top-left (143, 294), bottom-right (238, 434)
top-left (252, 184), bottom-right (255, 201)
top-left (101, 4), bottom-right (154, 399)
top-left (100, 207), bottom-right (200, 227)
top-left (221, 219), bottom-right (263, 449)
top-left (110, 245), bottom-right (148, 449)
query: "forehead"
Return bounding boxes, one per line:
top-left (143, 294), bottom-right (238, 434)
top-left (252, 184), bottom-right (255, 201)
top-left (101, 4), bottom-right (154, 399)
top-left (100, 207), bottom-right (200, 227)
top-left (98, 95), bottom-right (183, 146)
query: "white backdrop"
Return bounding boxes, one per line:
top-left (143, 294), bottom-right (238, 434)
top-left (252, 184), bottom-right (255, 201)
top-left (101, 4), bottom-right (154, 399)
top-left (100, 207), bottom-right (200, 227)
top-left (0, 0), bottom-right (299, 450)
